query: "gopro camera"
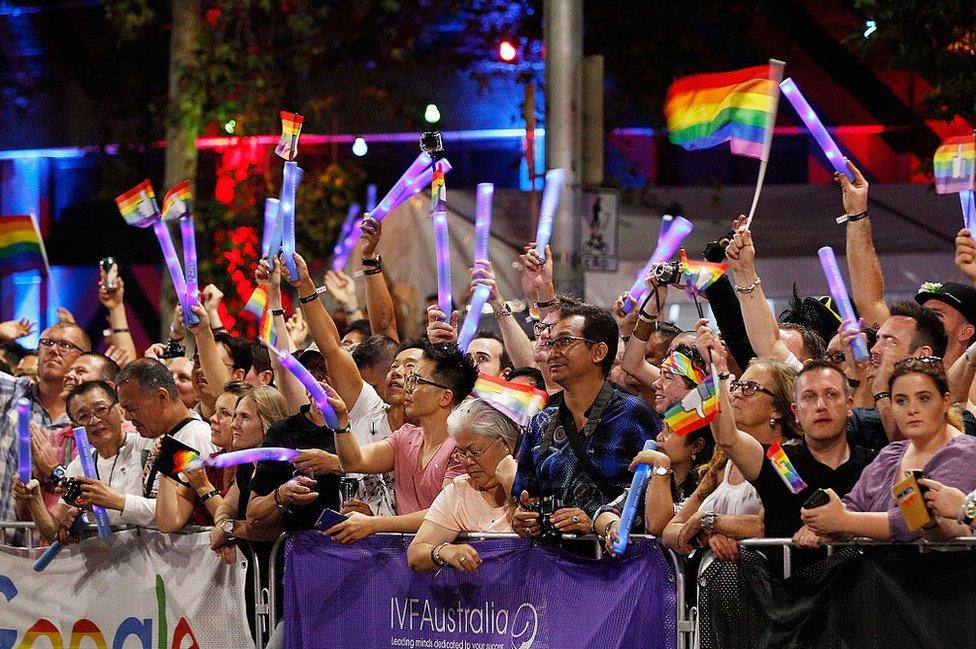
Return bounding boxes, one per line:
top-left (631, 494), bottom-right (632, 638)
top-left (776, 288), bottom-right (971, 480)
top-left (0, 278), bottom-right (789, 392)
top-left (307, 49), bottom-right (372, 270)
top-left (420, 131), bottom-right (443, 154)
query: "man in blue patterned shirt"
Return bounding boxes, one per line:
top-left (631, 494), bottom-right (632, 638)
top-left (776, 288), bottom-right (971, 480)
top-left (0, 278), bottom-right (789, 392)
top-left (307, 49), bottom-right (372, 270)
top-left (512, 301), bottom-right (661, 537)
top-left (0, 322), bottom-right (90, 522)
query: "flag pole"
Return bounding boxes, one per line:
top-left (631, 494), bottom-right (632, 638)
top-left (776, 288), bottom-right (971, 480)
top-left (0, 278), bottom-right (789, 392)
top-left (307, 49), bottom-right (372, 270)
top-left (28, 212), bottom-right (60, 310)
top-left (744, 59), bottom-right (785, 230)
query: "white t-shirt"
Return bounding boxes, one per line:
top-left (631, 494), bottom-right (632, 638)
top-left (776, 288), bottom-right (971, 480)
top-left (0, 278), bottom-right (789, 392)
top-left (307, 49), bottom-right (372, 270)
top-left (64, 433), bottom-right (157, 526)
top-left (142, 417), bottom-right (218, 499)
top-left (347, 381), bottom-right (396, 516)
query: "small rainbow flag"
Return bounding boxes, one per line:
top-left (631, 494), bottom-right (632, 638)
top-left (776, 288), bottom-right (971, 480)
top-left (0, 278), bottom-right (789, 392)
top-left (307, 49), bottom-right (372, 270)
top-left (431, 165), bottom-right (446, 206)
top-left (275, 111), bottom-right (304, 160)
top-left (661, 351), bottom-right (705, 385)
top-left (664, 373), bottom-right (719, 436)
top-left (766, 441), bottom-right (808, 494)
top-left (680, 249), bottom-right (728, 294)
top-left (0, 215), bottom-right (47, 276)
top-left (665, 63), bottom-right (781, 161)
top-left (933, 135), bottom-right (975, 195)
top-left (115, 179), bottom-right (159, 227)
top-left (245, 286), bottom-right (276, 346)
top-left (472, 373), bottom-right (548, 427)
top-left (162, 180), bottom-right (192, 221)
top-left (172, 449), bottom-right (200, 473)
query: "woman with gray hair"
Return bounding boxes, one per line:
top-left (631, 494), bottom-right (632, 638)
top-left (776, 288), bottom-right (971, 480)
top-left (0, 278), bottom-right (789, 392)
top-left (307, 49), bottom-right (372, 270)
top-left (407, 398), bottom-right (520, 573)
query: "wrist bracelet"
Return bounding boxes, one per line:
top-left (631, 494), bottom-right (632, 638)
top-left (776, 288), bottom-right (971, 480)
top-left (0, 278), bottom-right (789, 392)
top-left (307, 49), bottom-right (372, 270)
top-left (535, 298), bottom-right (557, 309)
top-left (361, 256), bottom-right (382, 267)
top-left (431, 542), bottom-right (449, 567)
top-left (103, 327), bottom-right (130, 335)
top-left (836, 210), bottom-right (869, 225)
top-left (603, 520), bottom-right (615, 538)
top-left (211, 326), bottom-right (226, 333)
top-left (199, 489), bottom-right (220, 504)
top-left (718, 372), bottom-right (731, 380)
top-left (734, 277), bottom-right (761, 294)
top-left (271, 308), bottom-right (285, 317)
top-left (299, 292), bottom-right (319, 304)
top-left (334, 424), bottom-right (351, 434)
top-left (494, 303), bottom-right (513, 317)
top-left (363, 267), bottom-right (383, 276)
top-left (872, 391), bottom-right (890, 403)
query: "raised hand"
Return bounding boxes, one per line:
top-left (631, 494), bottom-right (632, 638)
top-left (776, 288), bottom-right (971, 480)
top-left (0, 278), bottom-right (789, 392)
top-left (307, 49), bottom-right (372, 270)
top-left (359, 216), bottom-right (382, 258)
top-left (835, 158), bottom-right (868, 217)
top-left (0, 318), bottom-right (35, 343)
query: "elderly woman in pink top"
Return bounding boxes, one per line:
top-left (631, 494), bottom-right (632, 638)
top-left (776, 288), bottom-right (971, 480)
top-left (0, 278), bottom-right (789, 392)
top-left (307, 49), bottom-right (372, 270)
top-left (408, 399), bottom-right (520, 573)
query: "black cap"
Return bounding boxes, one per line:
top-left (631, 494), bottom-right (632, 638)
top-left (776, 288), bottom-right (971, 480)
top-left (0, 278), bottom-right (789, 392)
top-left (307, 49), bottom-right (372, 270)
top-left (914, 282), bottom-right (976, 325)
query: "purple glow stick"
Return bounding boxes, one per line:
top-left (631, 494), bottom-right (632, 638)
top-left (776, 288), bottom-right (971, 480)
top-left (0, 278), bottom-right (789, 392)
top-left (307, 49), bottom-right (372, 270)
top-left (431, 162), bottom-right (452, 319)
top-left (261, 198), bottom-right (280, 260)
top-left (152, 220), bottom-right (199, 326)
top-left (458, 183), bottom-right (495, 351)
top-left (331, 202), bottom-right (362, 271)
top-left (366, 183), bottom-right (378, 213)
top-left (203, 447), bottom-right (299, 469)
top-left (16, 398), bottom-right (31, 483)
top-left (33, 513), bottom-right (87, 572)
top-left (534, 168), bottom-right (567, 262)
top-left (73, 427), bottom-right (112, 539)
top-left (269, 346), bottom-right (341, 430)
top-left (818, 246), bottom-right (869, 362)
top-left (961, 191), bottom-right (976, 233)
top-left (622, 216), bottom-right (694, 314)
top-left (179, 216), bottom-right (198, 306)
top-left (368, 152), bottom-right (434, 222)
top-left (279, 161), bottom-right (304, 279)
top-left (392, 159), bottom-right (453, 208)
top-left (612, 439), bottom-right (658, 555)
top-left (780, 78), bottom-right (853, 181)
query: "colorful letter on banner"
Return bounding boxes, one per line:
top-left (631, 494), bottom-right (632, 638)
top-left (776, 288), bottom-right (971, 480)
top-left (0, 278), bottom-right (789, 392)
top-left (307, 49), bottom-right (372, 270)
top-left (285, 533), bottom-right (677, 649)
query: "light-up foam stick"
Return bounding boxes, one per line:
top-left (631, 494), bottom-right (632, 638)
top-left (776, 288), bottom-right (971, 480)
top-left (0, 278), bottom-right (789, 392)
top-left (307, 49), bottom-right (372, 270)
top-left (16, 398), bottom-right (30, 483)
top-left (431, 162), bottom-right (452, 318)
top-left (162, 181), bottom-right (198, 306)
top-left (780, 78), bottom-right (853, 181)
top-left (261, 198), bottom-right (280, 260)
top-left (73, 426), bottom-right (112, 539)
top-left (330, 202), bottom-right (362, 272)
top-left (152, 220), bottom-right (199, 326)
top-left (366, 184), bottom-right (378, 212)
top-left (33, 513), bottom-right (88, 572)
top-left (534, 168), bottom-right (567, 262)
top-left (368, 152), bottom-right (434, 222)
top-left (961, 191), bottom-right (976, 233)
top-left (197, 447), bottom-right (300, 470)
top-left (818, 246), bottom-right (869, 362)
top-left (279, 161), bottom-right (305, 279)
top-left (613, 439), bottom-right (657, 555)
top-left (458, 183), bottom-right (495, 351)
top-left (622, 216), bottom-right (694, 314)
top-left (268, 346), bottom-right (341, 430)
top-left (392, 159), bottom-right (453, 207)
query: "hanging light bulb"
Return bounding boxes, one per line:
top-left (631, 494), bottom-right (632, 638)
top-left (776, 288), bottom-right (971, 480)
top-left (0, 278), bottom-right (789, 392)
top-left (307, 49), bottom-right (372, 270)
top-left (352, 137), bottom-right (368, 157)
top-left (424, 104), bottom-right (441, 124)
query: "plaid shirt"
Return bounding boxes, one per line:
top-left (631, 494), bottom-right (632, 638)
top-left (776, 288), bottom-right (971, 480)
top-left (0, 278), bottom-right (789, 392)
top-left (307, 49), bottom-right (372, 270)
top-left (513, 384), bottom-right (662, 518)
top-left (0, 372), bottom-right (71, 522)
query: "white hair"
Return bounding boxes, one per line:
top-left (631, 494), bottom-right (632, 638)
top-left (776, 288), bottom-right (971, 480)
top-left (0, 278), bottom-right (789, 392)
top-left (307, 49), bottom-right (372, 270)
top-left (447, 398), bottom-right (520, 450)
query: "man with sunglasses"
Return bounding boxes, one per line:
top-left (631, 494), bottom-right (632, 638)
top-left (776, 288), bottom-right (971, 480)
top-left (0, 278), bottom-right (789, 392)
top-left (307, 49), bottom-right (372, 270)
top-left (0, 322), bottom-right (90, 521)
top-left (513, 301), bottom-right (660, 539)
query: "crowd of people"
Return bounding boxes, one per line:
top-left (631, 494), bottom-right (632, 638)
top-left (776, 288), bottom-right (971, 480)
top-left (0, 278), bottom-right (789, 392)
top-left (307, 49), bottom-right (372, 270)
top-left (3, 158), bottom-right (976, 646)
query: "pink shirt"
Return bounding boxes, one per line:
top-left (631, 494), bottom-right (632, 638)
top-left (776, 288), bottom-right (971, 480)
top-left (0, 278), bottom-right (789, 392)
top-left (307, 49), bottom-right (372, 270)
top-left (387, 424), bottom-right (464, 515)
top-left (426, 476), bottom-right (515, 533)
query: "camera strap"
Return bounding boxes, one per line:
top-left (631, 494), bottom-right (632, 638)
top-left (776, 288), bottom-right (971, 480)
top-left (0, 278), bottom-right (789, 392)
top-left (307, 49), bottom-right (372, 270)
top-left (549, 381), bottom-right (618, 500)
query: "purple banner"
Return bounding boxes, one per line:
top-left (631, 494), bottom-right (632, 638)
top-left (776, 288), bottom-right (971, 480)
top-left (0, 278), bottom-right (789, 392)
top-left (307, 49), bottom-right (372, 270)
top-left (285, 533), bottom-right (676, 649)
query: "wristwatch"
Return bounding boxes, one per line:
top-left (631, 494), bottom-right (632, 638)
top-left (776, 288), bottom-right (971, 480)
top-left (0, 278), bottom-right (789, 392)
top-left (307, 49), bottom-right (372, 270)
top-left (221, 518), bottom-right (237, 541)
top-left (958, 493), bottom-right (976, 526)
top-left (652, 466), bottom-right (673, 477)
top-left (47, 465), bottom-right (68, 486)
top-left (361, 255), bottom-right (382, 268)
top-left (701, 511), bottom-right (718, 534)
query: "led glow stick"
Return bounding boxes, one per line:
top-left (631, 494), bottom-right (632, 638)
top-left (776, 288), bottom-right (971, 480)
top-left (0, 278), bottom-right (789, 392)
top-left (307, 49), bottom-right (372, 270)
top-left (961, 191), bottom-right (976, 233)
top-left (393, 159), bottom-right (453, 206)
top-left (33, 513), bottom-right (87, 572)
top-left (261, 198), bottom-right (280, 260)
top-left (458, 183), bottom-right (494, 351)
top-left (199, 447), bottom-right (300, 469)
top-left (279, 161), bottom-right (304, 279)
top-left (330, 202), bottom-right (362, 272)
top-left (779, 78), bottom-right (853, 181)
top-left (431, 162), bottom-right (452, 318)
top-left (73, 427), bottom-right (112, 539)
top-left (366, 183), bottom-right (378, 212)
top-left (16, 398), bottom-right (30, 483)
top-left (622, 216), bottom-right (694, 314)
top-left (179, 216), bottom-right (198, 306)
top-left (368, 152), bottom-right (434, 222)
top-left (534, 168), bottom-right (567, 262)
top-left (613, 439), bottom-right (658, 555)
top-left (268, 346), bottom-right (340, 430)
top-left (152, 220), bottom-right (199, 326)
top-left (818, 246), bottom-right (869, 362)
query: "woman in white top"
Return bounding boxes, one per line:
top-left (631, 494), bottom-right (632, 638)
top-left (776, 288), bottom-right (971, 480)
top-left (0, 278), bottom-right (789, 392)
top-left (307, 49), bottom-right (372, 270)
top-left (407, 399), bottom-right (519, 574)
top-left (14, 380), bottom-right (156, 541)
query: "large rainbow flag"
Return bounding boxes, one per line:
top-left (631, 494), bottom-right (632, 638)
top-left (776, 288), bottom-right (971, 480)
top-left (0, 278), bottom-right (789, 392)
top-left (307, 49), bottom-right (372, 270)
top-left (472, 373), bottom-right (548, 427)
top-left (665, 63), bottom-right (781, 161)
top-left (933, 135), bottom-right (975, 195)
top-left (0, 215), bottom-right (47, 276)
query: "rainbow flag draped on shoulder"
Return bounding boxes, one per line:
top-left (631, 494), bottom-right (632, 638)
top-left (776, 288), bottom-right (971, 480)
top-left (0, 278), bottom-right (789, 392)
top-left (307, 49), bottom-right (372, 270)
top-left (0, 215), bottom-right (47, 276)
top-left (665, 63), bottom-right (782, 161)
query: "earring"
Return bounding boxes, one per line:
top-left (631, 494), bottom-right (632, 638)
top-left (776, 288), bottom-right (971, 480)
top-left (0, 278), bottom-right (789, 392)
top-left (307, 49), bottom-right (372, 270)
top-left (770, 418), bottom-right (777, 427)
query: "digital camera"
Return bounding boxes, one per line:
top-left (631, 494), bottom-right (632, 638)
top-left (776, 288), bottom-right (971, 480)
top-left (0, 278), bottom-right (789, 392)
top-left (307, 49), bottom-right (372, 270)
top-left (524, 495), bottom-right (562, 542)
top-left (651, 261), bottom-right (682, 286)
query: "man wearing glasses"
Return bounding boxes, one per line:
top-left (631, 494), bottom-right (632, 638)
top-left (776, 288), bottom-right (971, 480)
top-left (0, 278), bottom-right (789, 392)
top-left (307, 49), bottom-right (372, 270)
top-left (0, 322), bottom-right (90, 522)
top-left (512, 301), bottom-right (661, 539)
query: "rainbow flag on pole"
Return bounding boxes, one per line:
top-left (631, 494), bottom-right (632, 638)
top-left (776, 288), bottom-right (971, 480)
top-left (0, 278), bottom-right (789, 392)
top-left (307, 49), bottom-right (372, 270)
top-left (114, 179), bottom-right (159, 227)
top-left (472, 373), bottom-right (549, 427)
top-left (245, 286), bottom-right (276, 346)
top-left (0, 215), bottom-right (47, 276)
top-left (665, 63), bottom-right (782, 161)
top-left (933, 135), bottom-right (976, 194)
top-left (162, 180), bottom-right (192, 221)
top-left (664, 373), bottom-right (719, 436)
top-left (275, 111), bottom-right (304, 160)
top-left (766, 441), bottom-right (808, 494)
top-left (680, 249), bottom-right (728, 294)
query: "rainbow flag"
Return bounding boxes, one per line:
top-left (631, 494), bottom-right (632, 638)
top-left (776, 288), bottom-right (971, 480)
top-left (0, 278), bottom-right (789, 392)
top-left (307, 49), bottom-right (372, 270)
top-left (162, 180), bottom-right (192, 221)
top-left (245, 286), bottom-right (276, 346)
top-left (680, 249), bottom-right (728, 294)
top-left (172, 449), bottom-right (200, 473)
top-left (431, 164), bottom-right (446, 206)
top-left (115, 179), bottom-right (159, 227)
top-left (933, 135), bottom-right (975, 194)
top-left (0, 215), bottom-right (47, 276)
top-left (661, 351), bottom-right (705, 385)
top-left (766, 441), bottom-right (808, 494)
top-left (472, 373), bottom-right (549, 427)
top-left (665, 63), bottom-right (781, 161)
top-left (275, 111), bottom-right (304, 160)
top-left (664, 373), bottom-right (719, 436)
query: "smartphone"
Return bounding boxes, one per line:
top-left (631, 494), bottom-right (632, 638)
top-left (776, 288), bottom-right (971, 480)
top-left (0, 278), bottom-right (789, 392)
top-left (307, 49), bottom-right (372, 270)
top-left (100, 257), bottom-right (119, 291)
top-left (802, 488), bottom-right (830, 509)
top-left (893, 471), bottom-right (935, 531)
top-left (910, 469), bottom-right (929, 497)
top-left (314, 508), bottom-right (348, 532)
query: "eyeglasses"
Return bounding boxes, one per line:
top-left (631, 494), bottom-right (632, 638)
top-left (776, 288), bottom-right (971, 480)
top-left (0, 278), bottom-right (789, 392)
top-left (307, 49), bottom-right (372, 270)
top-left (543, 336), bottom-right (596, 352)
top-left (404, 372), bottom-right (449, 393)
top-left (71, 402), bottom-right (114, 425)
top-left (894, 356), bottom-right (944, 370)
top-left (825, 351), bottom-right (847, 367)
top-left (191, 355), bottom-right (235, 370)
top-left (533, 322), bottom-right (554, 338)
top-left (39, 338), bottom-right (84, 354)
top-left (451, 438), bottom-right (500, 463)
top-left (730, 379), bottom-right (775, 398)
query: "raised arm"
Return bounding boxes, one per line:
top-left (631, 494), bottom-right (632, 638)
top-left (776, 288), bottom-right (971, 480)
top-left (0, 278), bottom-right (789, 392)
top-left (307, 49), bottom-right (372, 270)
top-left (257, 257), bottom-right (307, 414)
top-left (98, 273), bottom-right (138, 364)
top-left (838, 159), bottom-right (889, 328)
top-left (473, 260), bottom-right (537, 369)
top-left (520, 244), bottom-right (556, 319)
top-left (621, 285), bottom-right (667, 387)
top-left (358, 216), bottom-right (399, 340)
top-left (186, 303), bottom-right (232, 418)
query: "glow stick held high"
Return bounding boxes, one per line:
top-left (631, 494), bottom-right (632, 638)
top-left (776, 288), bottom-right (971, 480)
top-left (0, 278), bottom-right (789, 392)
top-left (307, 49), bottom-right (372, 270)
top-left (16, 398), bottom-right (31, 483)
top-left (622, 216), bottom-right (694, 314)
top-left (366, 184), bottom-right (378, 212)
top-left (431, 162), bottom-right (453, 319)
top-left (962, 191), bottom-right (976, 233)
top-left (330, 203), bottom-right (362, 272)
top-left (279, 161), bottom-right (305, 279)
top-left (779, 78), bottom-right (853, 181)
top-left (612, 439), bottom-right (657, 555)
top-left (162, 181), bottom-right (197, 306)
top-left (368, 152), bottom-right (434, 222)
top-left (458, 183), bottom-right (494, 351)
top-left (534, 168), bottom-right (567, 262)
top-left (73, 427), bottom-right (112, 539)
top-left (152, 220), bottom-right (198, 326)
top-left (261, 198), bottom-right (280, 260)
top-left (268, 346), bottom-right (341, 430)
top-left (391, 159), bottom-right (453, 209)
top-left (818, 246), bottom-right (869, 362)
